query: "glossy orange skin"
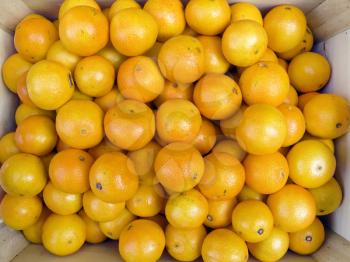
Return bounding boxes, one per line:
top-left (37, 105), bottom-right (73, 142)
top-left (212, 139), bottom-right (246, 162)
top-left (89, 152), bottom-right (139, 203)
top-left (267, 184), bottom-right (316, 232)
top-left (23, 207), bottom-right (51, 244)
top-left (110, 8), bottom-right (158, 56)
top-left (58, 0), bottom-right (101, 19)
top-left (127, 141), bottom-right (161, 185)
top-left (264, 5), bottom-right (307, 53)
top-left (185, 0), bottom-right (231, 36)
top-left (108, 0), bottom-right (141, 20)
top-left (194, 74), bottom-right (242, 120)
top-left (278, 104), bottom-right (306, 146)
top-left (239, 62), bottom-right (290, 106)
top-left (247, 227), bottom-right (289, 262)
top-left (79, 210), bottom-right (107, 244)
top-left (88, 137), bottom-right (123, 159)
top-left (198, 152), bottom-right (245, 200)
top-left (74, 55), bottom-right (115, 97)
top-left (56, 100), bottom-right (104, 149)
top-left (230, 2), bottom-right (263, 25)
top-left (197, 36), bottom-right (230, 74)
top-left (27, 60), bottom-right (75, 110)
top-left (104, 100), bottom-right (155, 151)
top-left (97, 42), bottom-right (126, 71)
top-left (98, 208), bottom-right (136, 240)
top-left (15, 104), bottom-right (55, 126)
top-left (165, 189), bottom-right (208, 229)
top-left (144, 0), bottom-right (185, 42)
top-left (42, 214), bottom-right (86, 256)
top-left (0, 153), bottom-right (46, 196)
top-left (0, 194), bottom-right (42, 230)
top-left (14, 17), bottom-right (58, 62)
top-left (94, 87), bottom-right (124, 112)
top-left (49, 149), bottom-right (93, 194)
top-left (82, 190), bottom-right (125, 222)
top-left (244, 152), bottom-right (289, 195)
top-left (43, 182), bottom-right (82, 215)
top-left (222, 20), bottom-right (268, 67)
top-left (119, 219), bottom-right (165, 262)
top-left (0, 132), bottom-right (20, 164)
top-left (219, 105), bottom-right (247, 140)
top-left (158, 35), bottom-right (205, 84)
top-left (117, 56), bottom-right (165, 102)
top-left (46, 40), bottom-right (81, 71)
top-left (304, 94), bottom-right (350, 139)
top-left (59, 6), bottom-right (109, 56)
top-left (154, 81), bottom-right (193, 107)
top-left (298, 93), bottom-right (319, 112)
top-left (283, 85), bottom-right (298, 106)
top-left (192, 118), bottom-right (217, 155)
top-left (205, 198), bottom-right (237, 228)
top-left (126, 184), bottom-right (165, 217)
top-left (156, 99), bottom-right (202, 143)
top-left (17, 71), bottom-right (34, 106)
top-left (15, 115), bottom-right (57, 156)
top-left (166, 224), bottom-right (207, 261)
top-left (236, 104), bottom-right (287, 155)
top-left (201, 229), bottom-right (249, 262)
top-left (155, 142), bottom-right (204, 192)
top-left (288, 52), bottom-right (331, 93)
top-left (289, 217), bottom-right (325, 255)
top-left (287, 140), bottom-right (336, 188)
top-left (232, 200), bottom-right (274, 243)
top-left (2, 53), bottom-right (32, 93)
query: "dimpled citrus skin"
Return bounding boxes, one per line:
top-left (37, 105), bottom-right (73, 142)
top-left (156, 99), bottom-right (202, 144)
top-left (239, 62), bottom-right (290, 106)
top-left (267, 184), bottom-right (316, 232)
top-left (110, 8), bottom-right (158, 56)
top-left (303, 94), bottom-right (350, 139)
top-left (58, 0), bottom-right (101, 19)
top-left (26, 60), bottom-right (74, 110)
top-left (222, 20), bottom-right (268, 67)
top-left (158, 35), bottom-right (205, 84)
top-left (230, 2), bottom-right (263, 25)
top-left (59, 6), bottom-right (109, 56)
top-left (236, 104), bottom-right (287, 155)
top-left (193, 74), bottom-right (242, 120)
top-left (264, 5), bottom-right (306, 53)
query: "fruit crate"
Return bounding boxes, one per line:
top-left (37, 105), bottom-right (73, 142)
top-left (1, 0), bottom-right (350, 261)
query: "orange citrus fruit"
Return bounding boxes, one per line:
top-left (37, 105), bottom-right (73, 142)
top-left (59, 6), bottom-right (108, 56)
top-left (288, 52), bottom-right (331, 93)
top-left (165, 189), bottom-right (208, 229)
top-left (264, 5), bottom-right (306, 52)
top-left (192, 118), bottom-right (217, 155)
top-left (154, 81), bottom-right (193, 107)
top-left (46, 40), bottom-right (81, 71)
top-left (283, 85), bottom-right (298, 106)
top-left (144, 0), bottom-right (185, 41)
top-left (193, 73), bottom-right (242, 120)
top-left (27, 60), bottom-right (74, 110)
top-left (117, 56), bottom-right (164, 102)
top-left (58, 0), bottom-right (101, 19)
top-left (23, 207), bottom-right (51, 244)
top-left (237, 184), bottom-right (266, 202)
top-left (267, 184), bottom-right (316, 232)
top-left (15, 103), bottom-right (55, 125)
top-left (89, 152), bottom-right (139, 203)
top-left (104, 100), bottom-right (155, 150)
top-left (94, 87), bottom-right (124, 112)
top-left (79, 209), bottom-right (107, 244)
top-left (219, 105), bottom-right (247, 140)
top-left (155, 142), bottom-right (204, 192)
top-left (56, 100), bottom-right (104, 149)
top-left (108, 0), bottom-right (140, 19)
top-left (205, 198), bottom-right (237, 229)
top-left (110, 8), bottom-right (158, 56)
top-left (212, 139), bottom-right (246, 162)
top-left (230, 2), bottom-right (263, 25)
top-left (49, 149), bottom-right (93, 194)
top-left (198, 152), bottom-right (245, 200)
top-left (119, 219), bottom-right (165, 262)
top-left (16, 71), bottom-right (35, 106)
top-left (222, 20), bottom-right (268, 67)
top-left (0, 132), bottom-right (20, 164)
top-left (74, 55), bottom-right (115, 97)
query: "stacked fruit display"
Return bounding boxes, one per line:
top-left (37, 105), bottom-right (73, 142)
top-left (0, 0), bottom-right (349, 261)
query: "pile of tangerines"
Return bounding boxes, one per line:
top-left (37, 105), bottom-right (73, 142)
top-left (1, 0), bottom-right (350, 261)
